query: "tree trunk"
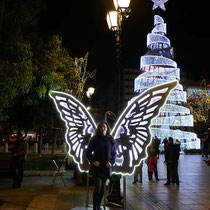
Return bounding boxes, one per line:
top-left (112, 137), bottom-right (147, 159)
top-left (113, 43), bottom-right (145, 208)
top-left (51, 128), bottom-right (57, 156)
top-left (38, 128), bottom-right (43, 155)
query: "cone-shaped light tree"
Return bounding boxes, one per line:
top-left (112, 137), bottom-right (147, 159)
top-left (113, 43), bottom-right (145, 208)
top-left (134, 1), bottom-right (200, 150)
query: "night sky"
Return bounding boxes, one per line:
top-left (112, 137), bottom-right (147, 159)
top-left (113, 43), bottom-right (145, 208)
top-left (39, 0), bottom-right (209, 112)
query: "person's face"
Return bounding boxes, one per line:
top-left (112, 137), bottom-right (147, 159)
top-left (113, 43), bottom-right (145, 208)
top-left (99, 123), bottom-right (108, 136)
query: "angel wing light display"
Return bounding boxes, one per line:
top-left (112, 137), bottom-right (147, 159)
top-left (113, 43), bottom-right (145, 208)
top-left (49, 81), bottom-right (177, 176)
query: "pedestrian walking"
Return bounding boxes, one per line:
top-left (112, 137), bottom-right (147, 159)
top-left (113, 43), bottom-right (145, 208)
top-left (86, 121), bottom-right (116, 210)
top-left (146, 143), bottom-right (159, 183)
top-left (164, 137), bottom-right (179, 186)
top-left (9, 132), bottom-right (28, 188)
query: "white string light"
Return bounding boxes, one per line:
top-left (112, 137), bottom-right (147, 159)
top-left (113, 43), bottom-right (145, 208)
top-left (135, 15), bottom-right (200, 150)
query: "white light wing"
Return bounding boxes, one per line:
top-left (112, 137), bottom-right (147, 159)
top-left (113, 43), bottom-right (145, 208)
top-left (49, 91), bottom-right (97, 172)
top-left (111, 81), bottom-right (177, 175)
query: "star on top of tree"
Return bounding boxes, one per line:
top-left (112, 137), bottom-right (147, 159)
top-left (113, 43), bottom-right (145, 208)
top-left (152, 0), bottom-right (168, 11)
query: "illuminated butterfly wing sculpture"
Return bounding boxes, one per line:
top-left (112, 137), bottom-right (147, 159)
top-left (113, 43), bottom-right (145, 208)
top-left (49, 80), bottom-right (177, 176)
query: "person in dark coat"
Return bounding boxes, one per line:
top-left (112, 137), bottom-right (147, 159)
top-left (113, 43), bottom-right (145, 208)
top-left (164, 137), bottom-right (179, 186)
top-left (163, 137), bottom-right (168, 152)
top-left (174, 139), bottom-right (181, 159)
top-left (86, 121), bottom-right (116, 210)
top-left (10, 132), bottom-right (28, 188)
top-left (154, 136), bottom-right (161, 158)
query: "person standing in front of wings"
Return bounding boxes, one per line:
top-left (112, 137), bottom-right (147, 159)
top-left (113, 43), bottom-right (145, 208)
top-left (86, 121), bottom-right (116, 210)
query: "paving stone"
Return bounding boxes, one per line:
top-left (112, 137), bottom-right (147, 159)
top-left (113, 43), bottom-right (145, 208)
top-left (0, 155), bottom-right (210, 210)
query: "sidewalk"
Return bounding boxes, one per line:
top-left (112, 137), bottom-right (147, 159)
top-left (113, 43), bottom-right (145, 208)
top-left (0, 155), bottom-right (210, 210)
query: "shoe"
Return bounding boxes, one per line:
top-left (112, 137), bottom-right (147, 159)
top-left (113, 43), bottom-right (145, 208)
top-left (164, 182), bottom-right (170, 185)
top-left (139, 181), bottom-right (142, 183)
top-left (132, 181), bottom-right (137, 184)
top-left (149, 180), bottom-right (155, 183)
top-left (156, 178), bottom-right (160, 181)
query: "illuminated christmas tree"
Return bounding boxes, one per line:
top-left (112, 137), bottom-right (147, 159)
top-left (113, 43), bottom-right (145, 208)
top-left (134, 2), bottom-right (200, 150)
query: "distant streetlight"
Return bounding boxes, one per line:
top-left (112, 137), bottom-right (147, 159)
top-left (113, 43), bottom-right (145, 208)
top-left (106, 0), bottom-right (131, 114)
top-left (86, 87), bottom-right (95, 110)
top-left (86, 87), bottom-right (95, 98)
top-left (113, 0), bottom-right (131, 12)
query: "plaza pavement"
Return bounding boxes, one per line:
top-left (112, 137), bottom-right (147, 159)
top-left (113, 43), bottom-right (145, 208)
top-left (0, 154), bottom-right (210, 210)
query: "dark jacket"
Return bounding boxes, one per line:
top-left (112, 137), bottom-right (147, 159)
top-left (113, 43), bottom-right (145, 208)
top-left (165, 143), bottom-right (179, 162)
top-left (12, 140), bottom-right (28, 160)
top-left (86, 134), bottom-right (116, 178)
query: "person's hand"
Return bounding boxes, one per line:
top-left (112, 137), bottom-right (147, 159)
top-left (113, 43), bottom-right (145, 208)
top-left (106, 162), bottom-right (112, 168)
top-left (93, 161), bottom-right (100, 167)
top-left (13, 153), bottom-right (17, 156)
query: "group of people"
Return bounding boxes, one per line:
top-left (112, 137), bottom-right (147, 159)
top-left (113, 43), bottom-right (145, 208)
top-left (132, 136), bottom-right (180, 186)
top-left (9, 123), bottom-right (181, 210)
top-left (133, 136), bottom-right (161, 185)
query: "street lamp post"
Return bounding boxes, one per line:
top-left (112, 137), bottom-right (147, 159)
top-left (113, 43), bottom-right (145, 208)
top-left (106, 1), bottom-right (131, 208)
top-left (85, 87), bottom-right (95, 207)
top-left (107, 0), bottom-right (131, 115)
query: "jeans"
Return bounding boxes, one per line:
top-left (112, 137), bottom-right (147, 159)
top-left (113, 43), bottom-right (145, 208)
top-left (10, 157), bottom-right (25, 186)
top-left (93, 177), bottom-right (107, 209)
top-left (134, 163), bottom-right (143, 182)
top-left (166, 161), bottom-right (179, 184)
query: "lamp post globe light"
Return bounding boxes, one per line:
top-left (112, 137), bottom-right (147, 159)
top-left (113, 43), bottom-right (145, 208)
top-left (106, 11), bottom-right (118, 32)
top-left (86, 87), bottom-right (95, 99)
top-left (86, 87), bottom-right (95, 111)
top-left (87, 87), bottom-right (95, 96)
top-left (106, 0), bottom-right (131, 208)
